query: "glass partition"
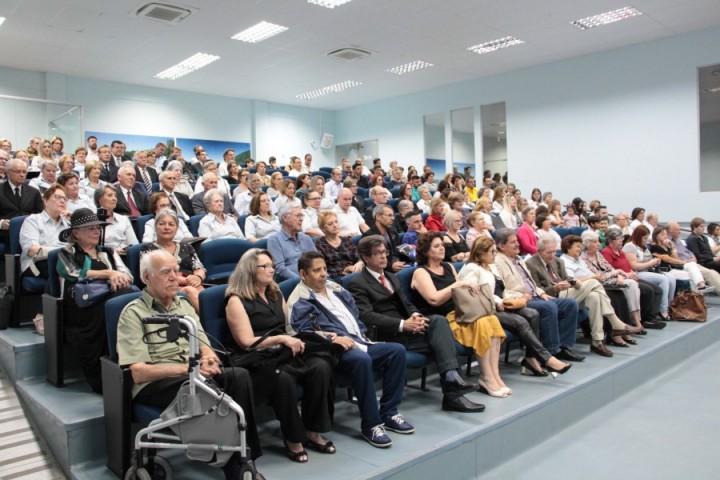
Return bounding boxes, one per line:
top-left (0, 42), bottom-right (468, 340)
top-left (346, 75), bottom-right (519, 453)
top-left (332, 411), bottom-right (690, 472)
top-left (699, 64), bottom-right (720, 192)
top-left (451, 108), bottom-right (475, 177)
top-left (480, 102), bottom-right (507, 181)
top-left (424, 112), bottom-right (446, 178)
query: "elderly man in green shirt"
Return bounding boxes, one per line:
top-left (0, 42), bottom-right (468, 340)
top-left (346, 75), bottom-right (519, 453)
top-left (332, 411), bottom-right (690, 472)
top-left (117, 249), bottom-right (266, 480)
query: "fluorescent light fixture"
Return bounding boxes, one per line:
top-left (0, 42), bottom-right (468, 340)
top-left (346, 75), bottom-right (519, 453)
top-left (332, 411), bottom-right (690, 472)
top-left (308, 0), bottom-right (353, 9)
top-left (467, 36), bottom-right (524, 55)
top-left (386, 60), bottom-right (434, 75)
top-left (0, 17), bottom-right (5, 26)
top-left (155, 52), bottom-right (220, 80)
top-left (571, 7), bottom-right (642, 30)
top-left (296, 80), bottom-right (362, 100)
top-left (231, 21), bottom-right (288, 43)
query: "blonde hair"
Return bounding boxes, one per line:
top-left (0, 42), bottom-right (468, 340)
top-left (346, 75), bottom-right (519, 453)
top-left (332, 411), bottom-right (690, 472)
top-left (225, 249), bottom-right (280, 302)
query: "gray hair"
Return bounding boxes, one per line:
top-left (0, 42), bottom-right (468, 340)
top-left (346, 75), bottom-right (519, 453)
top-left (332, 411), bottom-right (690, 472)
top-left (443, 210), bottom-right (461, 230)
top-left (203, 188), bottom-right (223, 207)
top-left (94, 184), bottom-right (115, 207)
top-left (581, 229), bottom-right (600, 247)
top-left (118, 164), bottom-right (135, 176)
top-left (277, 202), bottom-right (301, 225)
top-left (494, 228), bottom-right (517, 247)
top-left (158, 170), bottom-right (175, 181)
top-left (140, 249), bottom-right (175, 283)
top-left (418, 185), bottom-right (429, 195)
top-left (372, 203), bottom-right (390, 219)
top-left (537, 234), bottom-right (557, 252)
top-left (7, 158), bottom-right (25, 171)
top-left (167, 160), bottom-right (183, 172)
top-left (201, 172), bottom-right (218, 187)
top-left (397, 199), bottom-right (413, 214)
top-left (605, 228), bottom-right (624, 242)
top-left (41, 160), bottom-right (57, 172)
top-left (154, 207), bottom-right (178, 225)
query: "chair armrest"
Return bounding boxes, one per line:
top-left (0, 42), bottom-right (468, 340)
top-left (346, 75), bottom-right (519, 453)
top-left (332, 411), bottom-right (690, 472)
top-left (42, 293), bottom-right (64, 387)
top-left (101, 356), bottom-right (134, 478)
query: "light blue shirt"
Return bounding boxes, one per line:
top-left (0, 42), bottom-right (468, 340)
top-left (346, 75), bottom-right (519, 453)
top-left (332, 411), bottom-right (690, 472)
top-left (267, 229), bottom-right (316, 281)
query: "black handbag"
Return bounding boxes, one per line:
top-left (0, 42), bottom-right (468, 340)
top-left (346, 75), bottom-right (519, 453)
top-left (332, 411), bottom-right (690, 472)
top-left (0, 285), bottom-right (14, 330)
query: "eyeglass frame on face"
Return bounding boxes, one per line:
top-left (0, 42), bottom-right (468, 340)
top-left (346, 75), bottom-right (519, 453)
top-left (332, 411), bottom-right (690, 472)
top-left (51, 194), bottom-right (68, 202)
top-left (79, 225), bottom-right (102, 232)
top-left (372, 249), bottom-right (388, 257)
top-left (9, 169), bottom-right (28, 175)
top-left (257, 263), bottom-right (275, 270)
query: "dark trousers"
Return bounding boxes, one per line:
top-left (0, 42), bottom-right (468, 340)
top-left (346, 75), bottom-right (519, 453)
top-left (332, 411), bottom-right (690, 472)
top-left (528, 297), bottom-right (579, 355)
top-left (134, 367), bottom-right (262, 461)
top-left (264, 356), bottom-right (334, 442)
top-left (639, 280), bottom-right (662, 321)
top-left (701, 260), bottom-right (720, 274)
top-left (407, 314), bottom-right (460, 374)
top-left (496, 308), bottom-right (552, 363)
top-left (336, 342), bottom-right (406, 430)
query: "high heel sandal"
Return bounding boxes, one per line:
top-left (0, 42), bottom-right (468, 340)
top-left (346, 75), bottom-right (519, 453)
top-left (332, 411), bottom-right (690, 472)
top-left (284, 440), bottom-right (308, 463)
top-left (520, 359), bottom-right (549, 377)
top-left (607, 336), bottom-right (630, 348)
top-left (477, 379), bottom-right (507, 398)
top-left (622, 335), bottom-right (638, 345)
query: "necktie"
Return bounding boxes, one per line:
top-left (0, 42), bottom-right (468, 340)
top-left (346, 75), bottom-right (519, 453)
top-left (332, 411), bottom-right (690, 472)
top-left (170, 194), bottom-right (188, 220)
top-left (546, 263), bottom-right (561, 283)
top-left (141, 169), bottom-right (152, 192)
top-left (379, 274), bottom-right (393, 294)
top-left (14, 187), bottom-right (21, 201)
top-left (127, 190), bottom-right (141, 217)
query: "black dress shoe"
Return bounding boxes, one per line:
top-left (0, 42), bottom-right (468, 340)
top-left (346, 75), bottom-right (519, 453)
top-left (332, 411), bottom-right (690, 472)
top-left (642, 319), bottom-right (667, 330)
top-left (555, 347), bottom-right (586, 362)
top-left (442, 395), bottom-right (485, 413)
top-left (441, 377), bottom-right (477, 398)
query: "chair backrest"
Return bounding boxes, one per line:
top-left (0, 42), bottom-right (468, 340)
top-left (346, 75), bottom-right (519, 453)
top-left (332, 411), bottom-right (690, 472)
top-left (198, 285), bottom-right (231, 352)
top-left (105, 291), bottom-right (144, 362)
top-left (237, 214), bottom-right (248, 233)
top-left (151, 182), bottom-right (160, 192)
top-left (339, 271), bottom-right (359, 290)
top-left (318, 167), bottom-right (334, 174)
top-left (8, 215), bottom-right (28, 254)
top-left (260, 185), bottom-right (268, 193)
top-left (553, 227), bottom-right (571, 239)
top-left (357, 187), bottom-right (369, 199)
top-left (351, 235), bottom-right (363, 246)
top-left (278, 277), bottom-right (301, 301)
top-left (126, 243), bottom-right (145, 287)
top-left (569, 226), bottom-right (587, 237)
top-left (230, 184), bottom-right (239, 195)
top-left (199, 238), bottom-right (253, 282)
top-left (188, 214), bottom-right (204, 236)
top-left (47, 248), bottom-right (62, 297)
top-left (311, 170), bottom-right (330, 180)
top-left (389, 187), bottom-right (400, 199)
top-left (135, 215), bottom-right (153, 241)
top-left (395, 266), bottom-right (417, 302)
top-left (387, 198), bottom-right (399, 211)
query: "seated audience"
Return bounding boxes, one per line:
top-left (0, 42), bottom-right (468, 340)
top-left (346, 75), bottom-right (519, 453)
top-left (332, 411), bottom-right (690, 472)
top-left (114, 164), bottom-right (149, 217)
top-left (667, 221), bottom-right (720, 292)
top-left (363, 204), bottom-right (405, 272)
top-left (315, 211), bottom-right (363, 279)
top-left (348, 236), bottom-right (483, 411)
top-left (412, 232), bottom-right (511, 397)
top-left (547, 200), bottom-right (563, 227)
top-left (94, 185), bottom-right (138, 254)
top-left (309, 175), bottom-right (335, 210)
top-left (273, 179), bottom-right (301, 211)
top-left (142, 192), bottom-right (192, 242)
top-left (402, 211), bottom-right (426, 248)
top-left (392, 199), bottom-right (415, 234)
top-left (166, 160), bottom-right (195, 197)
top-left (28, 160), bottom-right (58, 193)
top-left (493, 229), bottom-right (584, 362)
top-left (58, 208), bottom-right (135, 393)
top-left (0, 158), bottom-right (44, 241)
top-left (498, 195), bottom-right (519, 229)
top-left (192, 172), bottom-right (238, 217)
top-left (535, 212), bottom-right (561, 249)
top-left (288, 252), bottom-right (410, 448)
top-left (580, 230), bottom-right (647, 331)
top-left (80, 160), bottom-right (106, 198)
top-left (343, 178), bottom-right (366, 215)
top-left (301, 191), bottom-right (324, 238)
top-left (562, 204), bottom-right (580, 228)
top-left (224, 249), bottom-right (335, 462)
top-left (194, 160), bottom-right (230, 195)
top-left (629, 207), bottom-right (645, 233)
top-left (465, 211), bottom-right (492, 250)
top-left (58, 172), bottom-right (95, 213)
top-left (267, 203), bottom-right (316, 282)
top-left (19, 185), bottom-right (71, 278)
top-left (685, 217), bottom-right (720, 273)
top-left (116, 250), bottom-right (264, 477)
top-left (649, 226), bottom-right (707, 291)
top-left (226, 161), bottom-right (241, 185)
top-left (139, 209), bottom-right (205, 311)
top-left (234, 174), bottom-right (263, 215)
top-left (517, 207), bottom-right (538, 255)
top-left (333, 188), bottom-right (368, 237)
top-left (424, 198), bottom-right (447, 232)
top-left (442, 211), bottom-right (469, 263)
top-left (245, 192), bottom-right (281, 242)
top-left (198, 189), bottom-right (246, 242)
top-left (363, 186), bottom-right (390, 229)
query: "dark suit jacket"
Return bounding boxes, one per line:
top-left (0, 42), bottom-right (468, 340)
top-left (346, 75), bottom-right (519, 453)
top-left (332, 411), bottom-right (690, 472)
top-left (352, 194), bottom-right (366, 214)
top-left (0, 182), bottom-right (44, 241)
top-left (113, 185), bottom-right (149, 217)
top-left (525, 254), bottom-right (569, 297)
top-left (191, 191), bottom-right (238, 217)
top-left (99, 162), bottom-right (119, 183)
top-left (347, 268), bottom-right (418, 346)
top-left (163, 190), bottom-right (194, 219)
top-left (135, 166), bottom-right (159, 185)
top-left (363, 224), bottom-right (402, 267)
top-left (363, 202), bottom-right (383, 229)
top-left (685, 233), bottom-right (715, 265)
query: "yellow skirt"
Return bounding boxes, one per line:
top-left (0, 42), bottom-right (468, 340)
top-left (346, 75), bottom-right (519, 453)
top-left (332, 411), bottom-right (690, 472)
top-left (447, 311), bottom-right (506, 357)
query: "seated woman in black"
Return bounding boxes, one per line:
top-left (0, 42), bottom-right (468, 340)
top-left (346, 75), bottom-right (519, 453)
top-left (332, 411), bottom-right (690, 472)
top-left (225, 248), bottom-right (336, 463)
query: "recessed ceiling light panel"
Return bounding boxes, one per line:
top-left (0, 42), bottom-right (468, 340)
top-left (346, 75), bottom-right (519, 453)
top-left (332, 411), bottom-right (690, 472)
top-left (467, 36), bottom-right (524, 55)
top-left (571, 7), bottom-right (642, 30)
top-left (232, 21), bottom-right (288, 43)
top-left (386, 60), bottom-right (434, 75)
top-left (0, 17), bottom-right (6, 26)
top-left (308, 0), bottom-right (353, 8)
top-left (296, 80), bottom-right (362, 100)
top-left (155, 52), bottom-right (220, 80)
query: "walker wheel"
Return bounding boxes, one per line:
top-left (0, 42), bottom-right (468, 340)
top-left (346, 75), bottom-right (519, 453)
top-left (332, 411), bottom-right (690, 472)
top-left (239, 460), bottom-right (257, 480)
top-left (124, 466), bottom-right (151, 480)
top-left (146, 455), bottom-right (173, 480)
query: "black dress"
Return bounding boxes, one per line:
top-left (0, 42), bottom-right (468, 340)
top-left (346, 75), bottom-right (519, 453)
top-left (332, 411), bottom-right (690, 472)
top-left (412, 263), bottom-right (455, 317)
top-left (227, 293), bottom-right (334, 442)
top-left (444, 234), bottom-right (470, 262)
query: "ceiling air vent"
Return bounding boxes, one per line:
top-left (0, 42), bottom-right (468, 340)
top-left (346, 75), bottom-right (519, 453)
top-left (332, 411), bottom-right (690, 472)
top-left (327, 47), bottom-right (371, 61)
top-left (136, 3), bottom-right (191, 24)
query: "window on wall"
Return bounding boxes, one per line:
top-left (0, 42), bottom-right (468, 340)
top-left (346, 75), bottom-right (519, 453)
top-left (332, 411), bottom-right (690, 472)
top-left (699, 64), bottom-right (720, 192)
top-left (336, 140), bottom-right (378, 167)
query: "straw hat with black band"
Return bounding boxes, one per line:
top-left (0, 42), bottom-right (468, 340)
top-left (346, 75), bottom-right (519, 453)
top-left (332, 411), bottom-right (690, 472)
top-left (58, 208), bottom-right (109, 243)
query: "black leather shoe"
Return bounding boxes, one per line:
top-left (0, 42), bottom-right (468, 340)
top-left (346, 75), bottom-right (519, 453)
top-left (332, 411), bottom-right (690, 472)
top-left (555, 347), bottom-right (585, 362)
top-left (441, 377), bottom-right (477, 398)
top-left (642, 319), bottom-right (667, 330)
top-left (442, 395), bottom-right (485, 413)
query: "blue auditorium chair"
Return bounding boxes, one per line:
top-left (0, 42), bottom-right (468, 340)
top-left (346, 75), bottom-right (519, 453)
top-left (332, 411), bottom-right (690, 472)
top-left (134, 214), bottom-right (153, 242)
top-left (278, 277), bottom-right (301, 300)
top-left (199, 238), bottom-right (254, 283)
top-left (318, 167), bottom-right (334, 174)
top-left (5, 215), bottom-right (44, 327)
top-left (42, 248), bottom-right (65, 386)
top-left (188, 214), bottom-right (203, 236)
top-left (125, 243), bottom-right (145, 288)
top-left (311, 170), bottom-right (330, 180)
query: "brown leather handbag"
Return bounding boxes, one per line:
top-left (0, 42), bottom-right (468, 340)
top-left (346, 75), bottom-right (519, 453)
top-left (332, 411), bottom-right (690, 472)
top-left (669, 290), bottom-right (707, 322)
top-left (452, 284), bottom-right (496, 324)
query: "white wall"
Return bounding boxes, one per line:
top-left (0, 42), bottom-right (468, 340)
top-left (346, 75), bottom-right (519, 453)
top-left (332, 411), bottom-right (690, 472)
top-left (334, 26), bottom-right (720, 221)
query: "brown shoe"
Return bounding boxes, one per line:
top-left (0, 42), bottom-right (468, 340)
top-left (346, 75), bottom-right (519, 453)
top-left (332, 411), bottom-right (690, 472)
top-left (591, 342), bottom-right (614, 357)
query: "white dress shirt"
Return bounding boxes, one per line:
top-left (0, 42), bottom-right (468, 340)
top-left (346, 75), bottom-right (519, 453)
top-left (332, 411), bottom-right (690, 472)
top-left (19, 210), bottom-right (70, 272)
top-left (244, 215), bottom-right (281, 240)
top-left (198, 214), bottom-right (246, 242)
top-left (67, 194), bottom-right (96, 213)
top-left (142, 218), bottom-right (192, 243)
top-left (333, 205), bottom-right (366, 236)
top-left (104, 213), bottom-right (138, 250)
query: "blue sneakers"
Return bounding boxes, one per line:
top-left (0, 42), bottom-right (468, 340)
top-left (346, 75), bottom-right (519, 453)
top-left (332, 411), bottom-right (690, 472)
top-left (382, 414), bottom-right (415, 434)
top-left (362, 424), bottom-right (393, 448)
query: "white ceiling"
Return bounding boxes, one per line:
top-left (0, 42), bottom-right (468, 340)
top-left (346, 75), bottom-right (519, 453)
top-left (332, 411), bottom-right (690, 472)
top-left (1, 0), bottom-right (720, 111)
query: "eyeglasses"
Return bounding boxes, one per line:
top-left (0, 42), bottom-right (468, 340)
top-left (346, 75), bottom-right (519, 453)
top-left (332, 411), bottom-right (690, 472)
top-left (9, 169), bottom-right (28, 175)
top-left (257, 263), bottom-right (275, 270)
top-left (51, 194), bottom-right (68, 202)
top-left (79, 225), bottom-right (102, 232)
top-left (372, 249), bottom-right (388, 256)
top-left (308, 196), bottom-right (321, 201)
